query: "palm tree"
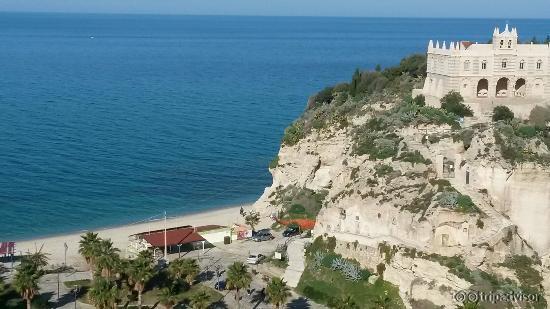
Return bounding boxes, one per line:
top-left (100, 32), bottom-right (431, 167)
top-left (23, 245), bottom-right (49, 270)
top-left (12, 262), bottom-right (41, 309)
top-left (328, 295), bottom-right (358, 309)
top-left (88, 277), bottom-right (118, 309)
top-left (189, 290), bottom-right (210, 309)
top-left (266, 277), bottom-right (291, 309)
top-left (168, 258), bottom-right (199, 285)
top-left (158, 285), bottom-right (179, 309)
top-left (96, 239), bottom-right (120, 278)
top-left (127, 252), bottom-right (154, 309)
top-left (226, 262), bottom-right (252, 309)
top-left (79, 232), bottom-right (101, 278)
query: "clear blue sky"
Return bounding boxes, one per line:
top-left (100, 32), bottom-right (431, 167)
top-left (0, 0), bottom-right (549, 18)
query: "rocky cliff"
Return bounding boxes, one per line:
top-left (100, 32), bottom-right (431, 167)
top-left (254, 56), bottom-right (550, 308)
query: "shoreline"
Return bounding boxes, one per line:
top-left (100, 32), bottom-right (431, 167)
top-left (15, 203), bottom-right (254, 268)
top-left (13, 199), bottom-right (259, 243)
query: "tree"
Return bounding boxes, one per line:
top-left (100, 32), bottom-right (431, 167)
top-left (168, 258), bottom-right (199, 286)
top-left (88, 277), bottom-right (118, 309)
top-left (492, 106), bottom-right (514, 122)
top-left (95, 239), bottom-right (120, 278)
top-left (413, 94), bottom-right (426, 107)
top-left (23, 245), bottom-right (49, 270)
top-left (13, 262), bottom-right (41, 309)
top-left (456, 300), bottom-right (482, 309)
top-left (529, 105), bottom-right (550, 129)
top-left (127, 251), bottom-right (154, 309)
top-left (158, 285), bottom-right (179, 309)
top-left (440, 91), bottom-right (473, 117)
top-left (328, 295), bottom-right (359, 309)
top-left (245, 211), bottom-right (261, 231)
top-left (189, 290), bottom-right (210, 309)
top-left (79, 232), bottom-right (102, 278)
top-left (226, 262), bottom-right (252, 309)
top-left (266, 277), bottom-right (291, 309)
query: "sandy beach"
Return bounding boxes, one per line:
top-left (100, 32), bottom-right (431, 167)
top-left (16, 204), bottom-right (252, 268)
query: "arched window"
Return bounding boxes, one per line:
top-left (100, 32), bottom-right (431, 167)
top-left (520, 60), bottom-right (525, 70)
top-left (502, 60), bottom-right (507, 69)
top-left (464, 60), bottom-right (470, 70)
top-left (481, 60), bottom-right (487, 70)
top-left (537, 60), bottom-right (543, 69)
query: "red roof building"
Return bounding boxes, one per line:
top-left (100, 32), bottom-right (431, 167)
top-left (133, 225), bottom-right (224, 248)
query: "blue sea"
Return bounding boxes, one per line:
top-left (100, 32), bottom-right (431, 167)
top-left (1, 13), bottom-right (550, 241)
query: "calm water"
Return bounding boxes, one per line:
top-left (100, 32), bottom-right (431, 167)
top-left (1, 13), bottom-right (550, 240)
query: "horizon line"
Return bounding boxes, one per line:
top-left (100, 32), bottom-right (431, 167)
top-left (0, 10), bottom-right (549, 20)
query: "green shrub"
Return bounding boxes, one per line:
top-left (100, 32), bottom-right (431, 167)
top-left (397, 150), bottom-right (432, 165)
top-left (516, 125), bottom-right (537, 138)
top-left (289, 204), bottom-right (306, 215)
top-left (456, 195), bottom-right (479, 213)
top-left (308, 86), bottom-right (334, 109)
top-left (499, 255), bottom-right (543, 288)
top-left (492, 106), bottom-right (514, 122)
top-left (282, 121), bottom-right (305, 146)
top-left (440, 91), bottom-right (473, 117)
top-left (269, 155), bottom-right (279, 169)
top-left (374, 164), bottom-right (394, 177)
top-left (413, 94), bottom-right (426, 107)
top-left (528, 105), bottom-right (550, 129)
top-left (460, 129), bottom-right (474, 150)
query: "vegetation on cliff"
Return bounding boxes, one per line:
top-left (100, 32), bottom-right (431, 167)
top-left (297, 236), bottom-right (404, 309)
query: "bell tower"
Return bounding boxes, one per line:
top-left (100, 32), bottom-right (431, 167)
top-left (492, 24), bottom-right (518, 50)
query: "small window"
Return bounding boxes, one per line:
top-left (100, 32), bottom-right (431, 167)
top-left (502, 60), bottom-right (507, 69)
top-left (520, 60), bottom-right (525, 70)
top-left (481, 61), bottom-right (487, 70)
top-left (508, 40), bottom-right (512, 48)
top-left (537, 60), bottom-right (542, 69)
top-left (464, 60), bottom-right (470, 70)
top-left (500, 40), bottom-right (504, 48)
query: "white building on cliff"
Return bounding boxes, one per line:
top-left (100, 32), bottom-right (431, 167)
top-left (415, 25), bottom-right (550, 114)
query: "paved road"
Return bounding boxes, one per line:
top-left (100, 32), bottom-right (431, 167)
top-left (30, 232), bottom-right (325, 309)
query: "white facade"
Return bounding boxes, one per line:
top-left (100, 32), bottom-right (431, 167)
top-left (417, 25), bottom-right (550, 105)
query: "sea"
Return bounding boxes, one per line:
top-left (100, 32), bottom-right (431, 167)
top-left (1, 13), bottom-right (550, 241)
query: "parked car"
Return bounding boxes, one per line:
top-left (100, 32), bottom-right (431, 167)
top-left (252, 229), bottom-right (274, 242)
top-left (282, 226), bottom-right (300, 237)
top-left (246, 254), bottom-right (265, 265)
top-left (214, 280), bottom-right (226, 291)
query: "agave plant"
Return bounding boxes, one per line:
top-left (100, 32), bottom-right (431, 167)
top-left (311, 251), bottom-right (326, 270)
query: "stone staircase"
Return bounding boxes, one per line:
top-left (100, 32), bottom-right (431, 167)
top-left (450, 180), bottom-right (514, 246)
top-left (283, 238), bottom-right (308, 288)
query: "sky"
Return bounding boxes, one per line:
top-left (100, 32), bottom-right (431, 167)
top-left (0, 0), bottom-right (549, 18)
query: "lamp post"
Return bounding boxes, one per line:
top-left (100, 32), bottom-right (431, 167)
top-left (64, 242), bottom-right (68, 267)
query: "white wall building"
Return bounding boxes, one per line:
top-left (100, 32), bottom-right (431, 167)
top-left (416, 25), bottom-right (550, 111)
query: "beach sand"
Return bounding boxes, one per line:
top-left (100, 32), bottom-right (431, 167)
top-left (16, 205), bottom-right (251, 268)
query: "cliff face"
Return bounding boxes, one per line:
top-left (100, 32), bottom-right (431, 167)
top-left (254, 90), bottom-right (550, 307)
